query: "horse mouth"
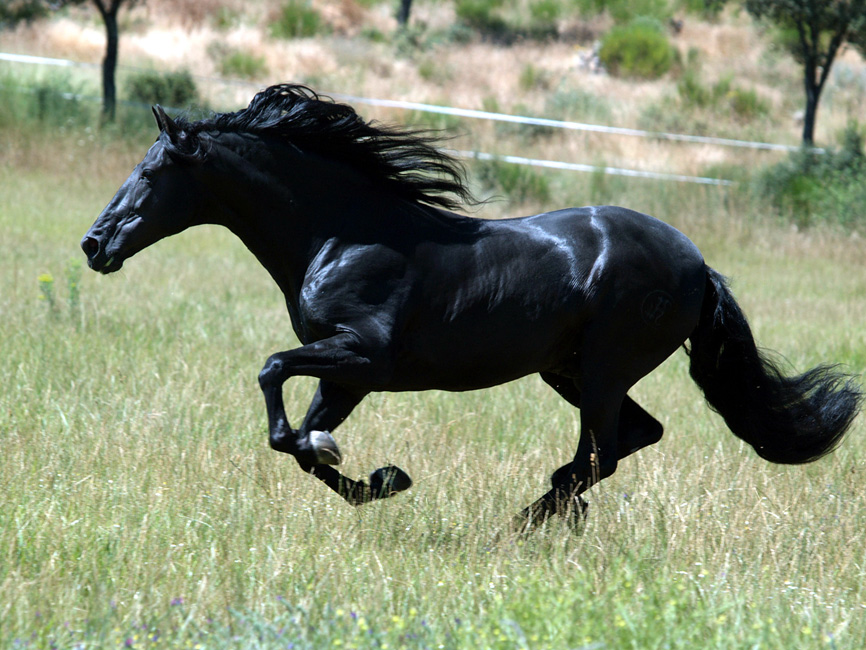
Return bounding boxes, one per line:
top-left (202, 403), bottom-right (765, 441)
top-left (85, 250), bottom-right (124, 274)
top-left (97, 255), bottom-right (124, 274)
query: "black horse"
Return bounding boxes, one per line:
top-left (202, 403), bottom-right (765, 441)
top-left (81, 84), bottom-right (861, 529)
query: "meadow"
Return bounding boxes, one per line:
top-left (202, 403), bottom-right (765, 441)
top-left (2, 101), bottom-right (865, 649)
top-left (2, 2), bottom-right (866, 648)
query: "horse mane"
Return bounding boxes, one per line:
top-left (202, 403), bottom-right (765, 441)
top-left (170, 84), bottom-right (474, 211)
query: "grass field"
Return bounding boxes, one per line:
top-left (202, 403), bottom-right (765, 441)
top-left (1, 110), bottom-right (865, 650)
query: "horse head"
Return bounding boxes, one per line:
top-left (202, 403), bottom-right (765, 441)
top-left (81, 107), bottom-right (208, 274)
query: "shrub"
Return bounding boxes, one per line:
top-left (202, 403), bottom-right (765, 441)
top-left (575, 0), bottom-right (671, 24)
top-left (677, 0), bottom-right (725, 19)
top-left (270, 0), bottom-right (326, 39)
top-left (677, 70), bottom-right (769, 120)
top-left (677, 68), bottom-right (712, 107)
top-left (216, 48), bottom-right (268, 80)
top-left (126, 69), bottom-right (198, 108)
top-left (599, 18), bottom-right (675, 79)
top-left (544, 86), bottom-right (613, 123)
top-left (0, 75), bottom-right (96, 129)
top-left (475, 157), bottom-right (551, 204)
top-left (518, 64), bottom-right (553, 91)
top-left (530, 0), bottom-right (563, 24)
top-left (727, 87), bottom-right (769, 120)
top-left (455, 0), bottom-right (507, 34)
top-left (756, 123), bottom-right (866, 230)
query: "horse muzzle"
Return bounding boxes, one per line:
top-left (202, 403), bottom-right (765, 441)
top-left (80, 234), bottom-right (124, 274)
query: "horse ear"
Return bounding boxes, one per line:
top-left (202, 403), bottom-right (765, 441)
top-left (152, 105), bottom-right (182, 143)
top-left (152, 104), bottom-right (167, 131)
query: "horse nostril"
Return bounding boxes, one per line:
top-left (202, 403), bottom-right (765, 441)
top-left (81, 236), bottom-right (100, 259)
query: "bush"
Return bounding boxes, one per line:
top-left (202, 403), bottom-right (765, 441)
top-left (455, 0), bottom-right (507, 34)
top-left (211, 46), bottom-right (268, 80)
top-left (756, 123), bottom-right (866, 230)
top-left (530, 0), bottom-right (563, 24)
top-left (575, 0), bottom-right (671, 24)
top-left (0, 75), bottom-right (96, 129)
top-left (677, 70), bottom-right (769, 120)
top-left (475, 157), bottom-right (551, 204)
top-left (126, 69), bottom-right (199, 108)
top-left (453, 0), bottom-right (559, 41)
top-left (599, 18), bottom-right (675, 79)
top-left (727, 87), bottom-right (768, 120)
top-left (270, 0), bottom-right (326, 39)
top-left (677, 68), bottom-right (713, 107)
top-left (544, 86), bottom-right (613, 123)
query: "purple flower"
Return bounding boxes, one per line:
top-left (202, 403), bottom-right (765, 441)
top-left (171, 598), bottom-right (184, 606)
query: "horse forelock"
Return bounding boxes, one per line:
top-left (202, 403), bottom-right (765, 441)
top-left (176, 83), bottom-right (474, 210)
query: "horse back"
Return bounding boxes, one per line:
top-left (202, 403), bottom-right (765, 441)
top-left (389, 206), bottom-right (706, 390)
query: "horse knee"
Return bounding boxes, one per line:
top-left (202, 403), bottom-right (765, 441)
top-left (258, 354), bottom-right (284, 389)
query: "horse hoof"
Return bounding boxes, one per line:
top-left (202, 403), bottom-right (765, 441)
top-left (309, 430), bottom-right (342, 465)
top-left (369, 465), bottom-right (412, 497)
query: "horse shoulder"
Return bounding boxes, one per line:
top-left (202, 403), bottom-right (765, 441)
top-left (296, 239), bottom-right (411, 341)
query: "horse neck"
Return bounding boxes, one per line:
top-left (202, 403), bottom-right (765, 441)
top-left (204, 134), bottom-right (332, 303)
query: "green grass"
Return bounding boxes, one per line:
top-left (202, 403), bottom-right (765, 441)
top-left (2, 123), bottom-right (866, 649)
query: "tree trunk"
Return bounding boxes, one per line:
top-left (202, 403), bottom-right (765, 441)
top-left (802, 65), bottom-right (818, 147)
top-left (94, 0), bottom-right (119, 122)
top-left (396, 0), bottom-right (412, 27)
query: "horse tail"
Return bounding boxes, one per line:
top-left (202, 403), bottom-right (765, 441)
top-left (687, 267), bottom-right (862, 464)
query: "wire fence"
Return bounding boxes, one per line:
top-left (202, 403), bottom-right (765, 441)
top-left (1, 50), bottom-right (804, 187)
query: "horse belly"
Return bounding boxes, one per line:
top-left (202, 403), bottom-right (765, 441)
top-left (391, 301), bottom-right (584, 392)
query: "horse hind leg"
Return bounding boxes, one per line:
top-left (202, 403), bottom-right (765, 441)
top-left (518, 374), bottom-right (663, 530)
top-left (616, 395), bottom-right (664, 459)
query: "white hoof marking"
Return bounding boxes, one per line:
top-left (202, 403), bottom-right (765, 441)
top-left (309, 430), bottom-right (342, 465)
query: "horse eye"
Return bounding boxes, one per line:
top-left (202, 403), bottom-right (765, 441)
top-left (141, 168), bottom-right (155, 183)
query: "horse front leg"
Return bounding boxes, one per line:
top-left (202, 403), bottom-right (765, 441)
top-left (257, 334), bottom-right (412, 505)
top-left (257, 333), bottom-right (379, 467)
top-left (293, 380), bottom-right (412, 505)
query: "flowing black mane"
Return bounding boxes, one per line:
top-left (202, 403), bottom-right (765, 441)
top-left (170, 84), bottom-right (473, 210)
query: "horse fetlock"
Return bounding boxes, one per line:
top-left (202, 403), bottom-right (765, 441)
top-left (269, 429), bottom-right (295, 454)
top-left (309, 430), bottom-right (343, 465)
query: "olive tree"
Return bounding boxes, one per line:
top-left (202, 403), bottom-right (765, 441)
top-left (739, 0), bottom-right (866, 145)
top-left (1, 0), bottom-right (142, 121)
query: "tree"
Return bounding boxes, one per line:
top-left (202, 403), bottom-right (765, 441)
top-left (1, 0), bottom-right (141, 121)
top-left (87, 0), bottom-right (139, 121)
top-left (396, 0), bottom-right (413, 27)
top-left (739, 0), bottom-right (866, 146)
top-left (0, 0), bottom-right (48, 24)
